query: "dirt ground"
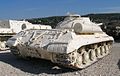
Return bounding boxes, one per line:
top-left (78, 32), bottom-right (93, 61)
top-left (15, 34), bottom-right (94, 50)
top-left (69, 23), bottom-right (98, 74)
top-left (0, 43), bottom-right (120, 76)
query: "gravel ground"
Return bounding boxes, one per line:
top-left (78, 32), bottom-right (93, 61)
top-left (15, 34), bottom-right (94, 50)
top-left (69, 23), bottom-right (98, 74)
top-left (0, 43), bottom-right (120, 76)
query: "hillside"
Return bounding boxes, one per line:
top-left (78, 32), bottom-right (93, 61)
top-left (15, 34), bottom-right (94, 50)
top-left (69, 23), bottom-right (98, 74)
top-left (26, 16), bottom-right (66, 28)
top-left (27, 13), bottom-right (120, 27)
top-left (83, 13), bottom-right (120, 23)
top-left (26, 13), bottom-right (120, 40)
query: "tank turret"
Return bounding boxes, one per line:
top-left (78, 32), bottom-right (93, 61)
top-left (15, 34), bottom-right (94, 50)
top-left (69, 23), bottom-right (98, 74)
top-left (7, 14), bottom-right (114, 69)
top-left (56, 14), bottom-right (103, 33)
top-left (0, 20), bottom-right (51, 50)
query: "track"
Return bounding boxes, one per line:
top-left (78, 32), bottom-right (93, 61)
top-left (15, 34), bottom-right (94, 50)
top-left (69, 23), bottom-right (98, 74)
top-left (0, 43), bottom-right (119, 76)
top-left (52, 41), bottom-right (113, 69)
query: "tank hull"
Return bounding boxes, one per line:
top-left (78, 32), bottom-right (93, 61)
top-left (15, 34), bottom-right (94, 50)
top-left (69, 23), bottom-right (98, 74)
top-left (7, 29), bottom-right (114, 69)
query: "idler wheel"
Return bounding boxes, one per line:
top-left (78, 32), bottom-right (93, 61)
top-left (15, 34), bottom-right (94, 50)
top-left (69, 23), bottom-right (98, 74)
top-left (75, 53), bottom-right (82, 68)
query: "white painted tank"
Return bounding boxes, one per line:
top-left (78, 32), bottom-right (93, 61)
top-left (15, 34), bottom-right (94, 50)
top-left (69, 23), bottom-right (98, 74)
top-left (6, 14), bottom-right (114, 69)
top-left (0, 20), bottom-right (51, 50)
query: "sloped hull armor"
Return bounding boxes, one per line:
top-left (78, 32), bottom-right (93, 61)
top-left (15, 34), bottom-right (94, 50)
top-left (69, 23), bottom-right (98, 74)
top-left (7, 29), bottom-right (113, 69)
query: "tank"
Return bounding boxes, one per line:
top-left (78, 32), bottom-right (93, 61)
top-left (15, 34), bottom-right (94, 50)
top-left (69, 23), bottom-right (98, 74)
top-left (0, 20), bottom-right (51, 50)
top-left (6, 14), bottom-right (114, 69)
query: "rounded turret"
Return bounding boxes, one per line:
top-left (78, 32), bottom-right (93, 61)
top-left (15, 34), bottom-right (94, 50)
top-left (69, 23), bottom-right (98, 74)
top-left (56, 14), bottom-right (103, 33)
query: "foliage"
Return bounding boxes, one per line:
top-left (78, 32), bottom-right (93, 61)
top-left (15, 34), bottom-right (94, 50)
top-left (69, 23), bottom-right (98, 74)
top-left (26, 16), bottom-right (66, 28)
top-left (26, 13), bottom-right (120, 40)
